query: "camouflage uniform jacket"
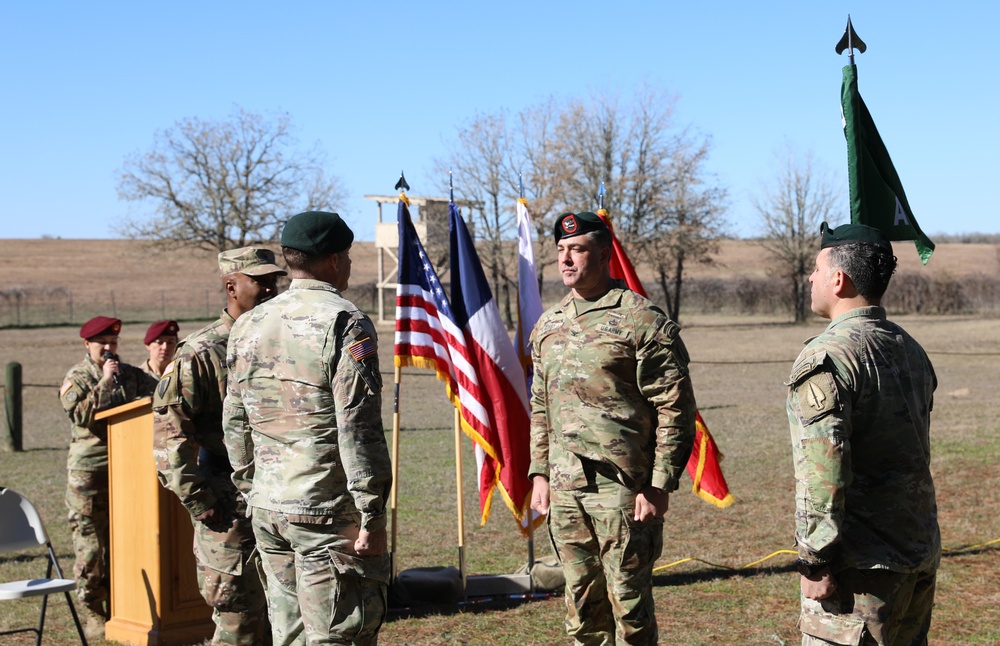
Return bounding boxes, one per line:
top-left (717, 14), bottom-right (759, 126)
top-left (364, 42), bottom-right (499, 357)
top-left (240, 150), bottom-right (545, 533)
top-left (786, 306), bottom-right (940, 573)
top-left (60, 354), bottom-right (155, 471)
top-left (528, 287), bottom-right (697, 493)
top-left (152, 310), bottom-right (237, 518)
top-left (223, 279), bottom-right (391, 531)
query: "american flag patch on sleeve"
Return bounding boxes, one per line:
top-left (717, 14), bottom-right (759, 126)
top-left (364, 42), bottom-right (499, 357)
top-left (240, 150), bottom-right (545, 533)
top-left (348, 337), bottom-right (377, 362)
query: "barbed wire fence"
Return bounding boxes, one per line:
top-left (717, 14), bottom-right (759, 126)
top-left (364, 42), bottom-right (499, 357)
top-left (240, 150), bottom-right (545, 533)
top-left (2, 271), bottom-right (999, 331)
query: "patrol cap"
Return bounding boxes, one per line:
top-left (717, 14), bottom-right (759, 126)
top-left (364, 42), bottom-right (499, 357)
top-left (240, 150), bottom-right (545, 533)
top-left (80, 316), bottom-right (121, 339)
top-left (553, 211), bottom-right (608, 244)
top-left (144, 320), bottom-right (179, 345)
top-left (820, 222), bottom-right (892, 254)
top-left (281, 211), bottom-right (354, 255)
top-left (218, 247), bottom-right (286, 277)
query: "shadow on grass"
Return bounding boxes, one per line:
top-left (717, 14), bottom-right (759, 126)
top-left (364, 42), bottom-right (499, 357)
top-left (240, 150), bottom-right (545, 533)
top-left (386, 592), bottom-right (557, 622)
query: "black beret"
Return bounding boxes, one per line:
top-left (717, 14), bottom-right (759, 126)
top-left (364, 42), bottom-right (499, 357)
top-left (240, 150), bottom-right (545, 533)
top-left (144, 320), bottom-right (179, 345)
top-left (553, 211), bottom-right (608, 244)
top-left (281, 211), bottom-right (354, 255)
top-left (820, 222), bottom-right (892, 254)
top-left (80, 316), bottom-right (121, 339)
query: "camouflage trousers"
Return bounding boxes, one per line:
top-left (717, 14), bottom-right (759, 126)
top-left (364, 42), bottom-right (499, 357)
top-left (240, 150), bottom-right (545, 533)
top-left (65, 469), bottom-right (110, 617)
top-left (799, 567), bottom-right (937, 646)
top-left (193, 488), bottom-right (271, 646)
top-left (251, 508), bottom-right (390, 646)
top-left (548, 475), bottom-right (664, 646)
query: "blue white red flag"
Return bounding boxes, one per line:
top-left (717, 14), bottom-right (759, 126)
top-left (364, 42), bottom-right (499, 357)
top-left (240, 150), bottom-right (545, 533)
top-left (449, 202), bottom-right (533, 528)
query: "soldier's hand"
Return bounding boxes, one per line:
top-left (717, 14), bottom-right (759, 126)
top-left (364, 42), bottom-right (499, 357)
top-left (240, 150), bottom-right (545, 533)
top-left (634, 487), bottom-right (669, 522)
top-left (102, 358), bottom-right (120, 382)
top-left (801, 569), bottom-right (837, 600)
top-left (530, 476), bottom-right (550, 515)
top-left (355, 528), bottom-right (387, 557)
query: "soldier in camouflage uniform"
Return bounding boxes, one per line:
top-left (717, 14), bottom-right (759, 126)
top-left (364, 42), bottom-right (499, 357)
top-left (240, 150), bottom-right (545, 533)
top-left (529, 211), bottom-right (697, 645)
top-left (152, 247), bottom-right (285, 645)
top-left (223, 211), bottom-right (392, 646)
top-left (59, 316), bottom-right (157, 636)
top-left (787, 223), bottom-right (939, 645)
top-left (141, 319), bottom-right (179, 379)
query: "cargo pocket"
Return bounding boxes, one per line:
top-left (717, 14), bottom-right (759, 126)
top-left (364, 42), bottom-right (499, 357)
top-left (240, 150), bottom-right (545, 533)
top-left (196, 541), bottom-right (244, 609)
top-left (798, 597), bottom-right (865, 645)
top-left (327, 549), bottom-right (388, 643)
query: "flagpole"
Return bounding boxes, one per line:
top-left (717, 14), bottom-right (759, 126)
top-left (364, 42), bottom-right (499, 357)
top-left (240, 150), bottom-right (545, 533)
top-left (389, 172), bottom-right (409, 583)
top-left (450, 170), bottom-right (469, 596)
top-left (518, 172), bottom-right (537, 583)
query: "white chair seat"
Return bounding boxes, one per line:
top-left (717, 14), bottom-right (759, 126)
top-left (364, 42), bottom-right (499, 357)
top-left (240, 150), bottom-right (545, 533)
top-left (0, 578), bottom-right (78, 599)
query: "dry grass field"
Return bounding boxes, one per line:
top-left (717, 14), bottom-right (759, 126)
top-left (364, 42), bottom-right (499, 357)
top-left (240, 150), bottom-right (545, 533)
top-left (1, 238), bottom-right (999, 644)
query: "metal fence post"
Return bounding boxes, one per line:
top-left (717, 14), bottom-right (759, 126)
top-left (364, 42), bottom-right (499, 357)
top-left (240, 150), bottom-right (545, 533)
top-left (3, 362), bottom-right (23, 452)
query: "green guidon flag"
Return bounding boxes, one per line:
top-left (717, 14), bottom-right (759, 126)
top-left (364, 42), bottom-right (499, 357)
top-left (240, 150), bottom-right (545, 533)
top-left (841, 64), bottom-right (935, 263)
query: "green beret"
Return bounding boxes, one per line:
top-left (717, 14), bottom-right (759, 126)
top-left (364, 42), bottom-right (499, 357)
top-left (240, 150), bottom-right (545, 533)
top-left (281, 211), bottom-right (354, 255)
top-left (553, 211), bottom-right (608, 244)
top-left (820, 222), bottom-right (892, 253)
top-left (218, 247), bottom-right (287, 277)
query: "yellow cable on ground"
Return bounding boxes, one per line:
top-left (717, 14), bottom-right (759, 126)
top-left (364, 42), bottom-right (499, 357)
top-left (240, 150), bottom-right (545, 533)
top-left (653, 540), bottom-right (999, 575)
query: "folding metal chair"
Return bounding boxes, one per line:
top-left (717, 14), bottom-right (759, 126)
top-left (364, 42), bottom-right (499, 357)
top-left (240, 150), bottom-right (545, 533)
top-left (0, 487), bottom-right (88, 645)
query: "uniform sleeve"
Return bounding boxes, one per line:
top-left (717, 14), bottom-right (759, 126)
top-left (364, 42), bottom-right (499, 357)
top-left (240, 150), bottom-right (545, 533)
top-left (152, 356), bottom-right (218, 517)
top-left (222, 342), bottom-right (255, 499)
top-left (59, 369), bottom-right (119, 428)
top-left (636, 315), bottom-right (697, 492)
top-left (527, 329), bottom-right (550, 479)
top-left (333, 314), bottom-right (391, 532)
top-left (786, 348), bottom-right (852, 565)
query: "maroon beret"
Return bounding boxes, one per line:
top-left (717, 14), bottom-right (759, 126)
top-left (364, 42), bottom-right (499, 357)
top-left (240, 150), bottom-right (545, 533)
top-left (144, 320), bottom-right (180, 345)
top-left (80, 316), bottom-right (122, 339)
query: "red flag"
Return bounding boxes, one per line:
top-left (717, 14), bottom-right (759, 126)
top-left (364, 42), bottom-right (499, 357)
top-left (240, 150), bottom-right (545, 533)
top-left (595, 209), bottom-right (733, 508)
top-left (687, 412), bottom-right (734, 508)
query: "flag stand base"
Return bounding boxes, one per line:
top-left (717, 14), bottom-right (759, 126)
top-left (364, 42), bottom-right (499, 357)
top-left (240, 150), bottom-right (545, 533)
top-left (465, 573), bottom-right (532, 598)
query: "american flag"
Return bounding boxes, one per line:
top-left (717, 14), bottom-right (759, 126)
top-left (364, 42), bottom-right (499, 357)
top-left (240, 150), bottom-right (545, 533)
top-left (393, 197), bottom-right (517, 526)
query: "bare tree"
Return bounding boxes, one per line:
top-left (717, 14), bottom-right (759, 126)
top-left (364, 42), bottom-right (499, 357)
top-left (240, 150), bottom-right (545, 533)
top-left (116, 107), bottom-right (345, 253)
top-left (509, 98), bottom-right (565, 291)
top-left (641, 134), bottom-right (728, 322)
top-left (753, 146), bottom-right (842, 322)
top-left (437, 111), bottom-right (516, 326)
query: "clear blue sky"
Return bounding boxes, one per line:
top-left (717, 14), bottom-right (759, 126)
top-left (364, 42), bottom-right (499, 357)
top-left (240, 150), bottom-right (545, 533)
top-left (2, 2), bottom-right (997, 241)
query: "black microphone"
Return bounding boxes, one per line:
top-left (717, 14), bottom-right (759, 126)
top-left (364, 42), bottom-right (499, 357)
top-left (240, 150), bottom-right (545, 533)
top-left (103, 351), bottom-right (120, 385)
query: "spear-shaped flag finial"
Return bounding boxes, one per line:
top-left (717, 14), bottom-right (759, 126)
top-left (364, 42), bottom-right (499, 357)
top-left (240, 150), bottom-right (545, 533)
top-left (835, 15), bottom-right (867, 65)
top-left (518, 173), bottom-right (524, 199)
top-left (598, 181), bottom-right (606, 211)
top-left (395, 170), bottom-right (410, 192)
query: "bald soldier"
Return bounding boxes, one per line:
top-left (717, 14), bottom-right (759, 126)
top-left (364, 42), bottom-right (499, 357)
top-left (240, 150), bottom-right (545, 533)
top-left (152, 248), bottom-right (285, 645)
top-left (788, 223), bottom-right (940, 645)
top-left (529, 211), bottom-right (697, 645)
top-left (59, 316), bottom-right (157, 638)
top-left (224, 212), bottom-right (392, 645)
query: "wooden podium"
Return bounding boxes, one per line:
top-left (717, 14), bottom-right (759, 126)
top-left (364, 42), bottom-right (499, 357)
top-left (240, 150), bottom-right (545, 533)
top-left (97, 397), bottom-right (214, 645)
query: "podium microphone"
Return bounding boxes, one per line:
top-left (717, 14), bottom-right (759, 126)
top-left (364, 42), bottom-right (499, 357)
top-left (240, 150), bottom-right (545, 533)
top-left (103, 351), bottom-right (120, 386)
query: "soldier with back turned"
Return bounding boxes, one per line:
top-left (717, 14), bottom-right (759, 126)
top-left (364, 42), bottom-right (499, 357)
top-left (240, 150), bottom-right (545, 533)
top-left (152, 247), bottom-right (285, 645)
top-left (224, 211), bottom-right (392, 645)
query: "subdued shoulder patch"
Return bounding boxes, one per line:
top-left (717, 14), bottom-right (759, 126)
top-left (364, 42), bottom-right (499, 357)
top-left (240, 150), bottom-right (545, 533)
top-left (788, 351), bottom-right (839, 425)
top-left (156, 376), bottom-right (172, 400)
top-left (60, 380), bottom-right (72, 397)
